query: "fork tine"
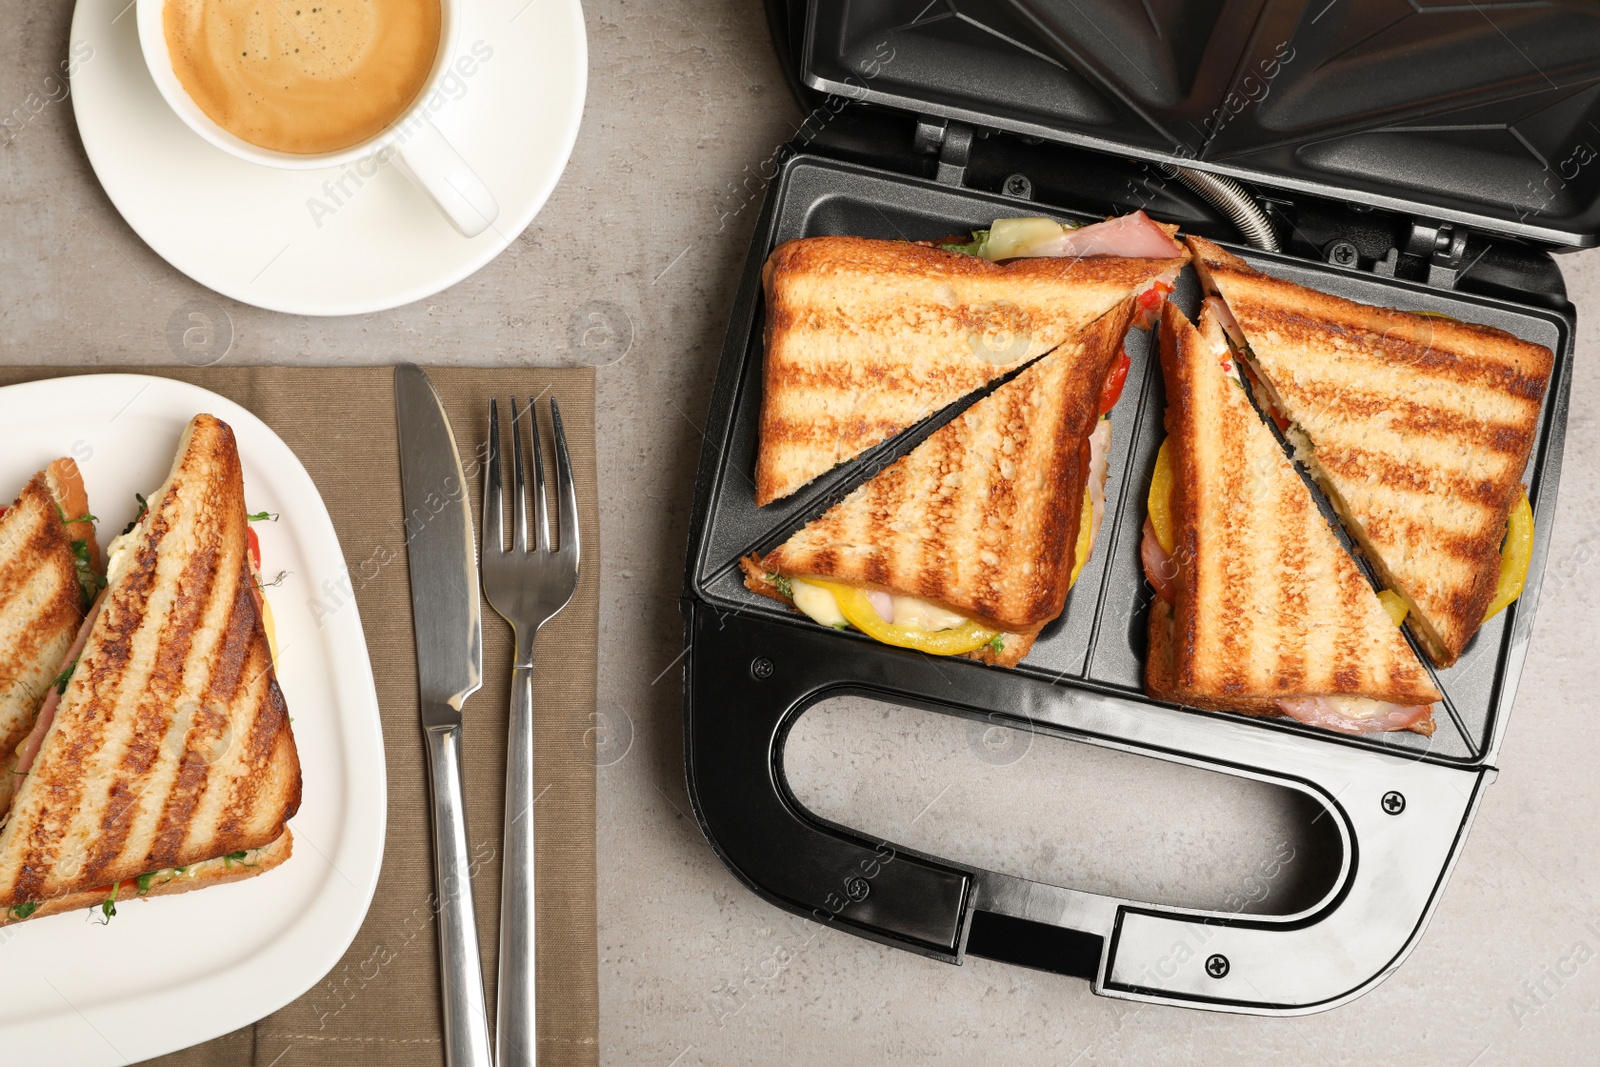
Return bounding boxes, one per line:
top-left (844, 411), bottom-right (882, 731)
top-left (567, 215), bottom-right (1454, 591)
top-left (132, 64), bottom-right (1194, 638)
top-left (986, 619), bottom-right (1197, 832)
top-left (549, 398), bottom-right (580, 568)
top-left (510, 397), bottom-right (528, 553)
top-left (530, 397), bottom-right (550, 553)
top-left (482, 398), bottom-right (503, 556)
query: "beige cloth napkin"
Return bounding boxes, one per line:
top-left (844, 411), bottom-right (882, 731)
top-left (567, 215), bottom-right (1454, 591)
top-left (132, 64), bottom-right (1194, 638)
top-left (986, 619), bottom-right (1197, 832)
top-left (0, 367), bottom-right (601, 1067)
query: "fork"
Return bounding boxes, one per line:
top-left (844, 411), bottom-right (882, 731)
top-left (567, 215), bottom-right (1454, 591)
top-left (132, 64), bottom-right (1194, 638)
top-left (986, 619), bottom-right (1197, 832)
top-left (481, 395), bottom-right (581, 1067)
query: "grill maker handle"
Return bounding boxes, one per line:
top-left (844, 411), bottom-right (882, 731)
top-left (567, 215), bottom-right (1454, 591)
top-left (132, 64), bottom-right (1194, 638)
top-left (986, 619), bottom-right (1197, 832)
top-left (683, 606), bottom-right (1488, 1012)
top-left (682, 605), bottom-right (974, 959)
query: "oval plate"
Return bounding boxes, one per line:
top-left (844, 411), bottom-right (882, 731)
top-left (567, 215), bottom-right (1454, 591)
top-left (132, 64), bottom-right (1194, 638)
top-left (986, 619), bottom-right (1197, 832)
top-left (0, 375), bottom-right (385, 1064)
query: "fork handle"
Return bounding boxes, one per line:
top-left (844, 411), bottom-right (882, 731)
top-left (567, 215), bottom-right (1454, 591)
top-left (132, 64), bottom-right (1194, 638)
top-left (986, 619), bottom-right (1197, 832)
top-left (498, 649), bottom-right (539, 1066)
top-left (424, 720), bottom-right (495, 1067)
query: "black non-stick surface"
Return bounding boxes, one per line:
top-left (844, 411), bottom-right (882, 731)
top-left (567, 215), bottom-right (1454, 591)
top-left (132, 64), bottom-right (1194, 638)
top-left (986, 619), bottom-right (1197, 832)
top-left (684, 152), bottom-right (1573, 768)
top-left (794, 0), bottom-right (1600, 246)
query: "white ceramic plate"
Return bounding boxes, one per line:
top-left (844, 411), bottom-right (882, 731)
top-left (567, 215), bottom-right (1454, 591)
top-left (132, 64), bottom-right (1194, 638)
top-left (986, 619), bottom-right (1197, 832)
top-left (0, 376), bottom-right (386, 1065)
top-left (68, 0), bottom-right (587, 315)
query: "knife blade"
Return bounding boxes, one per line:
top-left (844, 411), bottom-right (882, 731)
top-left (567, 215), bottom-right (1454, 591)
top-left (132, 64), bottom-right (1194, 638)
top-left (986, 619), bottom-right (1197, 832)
top-left (396, 362), bottom-right (484, 723)
top-left (394, 363), bottom-right (493, 1067)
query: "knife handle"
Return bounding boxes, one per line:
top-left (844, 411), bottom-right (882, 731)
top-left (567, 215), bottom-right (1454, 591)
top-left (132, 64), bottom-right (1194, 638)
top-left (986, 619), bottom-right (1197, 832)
top-left (424, 720), bottom-right (495, 1067)
top-left (498, 655), bottom-right (538, 1067)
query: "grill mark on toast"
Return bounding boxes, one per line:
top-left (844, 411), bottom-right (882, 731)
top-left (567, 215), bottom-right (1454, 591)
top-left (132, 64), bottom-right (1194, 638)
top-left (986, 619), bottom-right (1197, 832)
top-left (1243, 306), bottom-right (1551, 401)
top-left (1354, 512), bottom-right (1490, 567)
top-left (1212, 382), bottom-right (1251, 696)
top-left (218, 598), bottom-right (281, 847)
top-left (971, 389), bottom-right (1020, 619)
top-left (1267, 385), bottom-right (1532, 456)
top-left (761, 414), bottom-right (912, 440)
top-left (1275, 475), bottom-right (1307, 693)
top-left (1207, 260), bottom-right (1553, 401)
top-left (923, 422), bottom-right (960, 605)
top-left (1331, 549), bottom-right (1363, 694)
top-left (0, 477), bottom-right (84, 750)
top-left (764, 360), bottom-right (1010, 398)
top-left (1314, 448), bottom-right (1509, 509)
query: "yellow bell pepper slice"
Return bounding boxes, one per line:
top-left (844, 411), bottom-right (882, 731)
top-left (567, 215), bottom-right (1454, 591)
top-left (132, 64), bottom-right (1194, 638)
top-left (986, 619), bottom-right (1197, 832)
top-left (1147, 437), bottom-right (1175, 555)
top-left (1483, 492), bottom-right (1534, 623)
top-left (1376, 589), bottom-right (1408, 626)
top-left (804, 579), bottom-right (999, 656)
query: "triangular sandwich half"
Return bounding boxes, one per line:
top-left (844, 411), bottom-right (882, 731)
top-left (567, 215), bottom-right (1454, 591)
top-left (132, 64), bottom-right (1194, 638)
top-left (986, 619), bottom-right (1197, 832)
top-left (754, 220), bottom-right (1188, 504)
top-left (1187, 235), bottom-right (1554, 667)
top-left (0, 459), bottom-right (100, 813)
top-left (1144, 303), bottom-right (1442, 735)
top-left (0, 415), bottom-right (300, 926)
top-left (742, 297), bottom-right (1138, 667)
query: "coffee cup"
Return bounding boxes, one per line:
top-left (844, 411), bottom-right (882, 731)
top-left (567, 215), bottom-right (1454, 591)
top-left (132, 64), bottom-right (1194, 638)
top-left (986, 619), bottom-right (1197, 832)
top-left (137, 0), bottom-right (499, 238)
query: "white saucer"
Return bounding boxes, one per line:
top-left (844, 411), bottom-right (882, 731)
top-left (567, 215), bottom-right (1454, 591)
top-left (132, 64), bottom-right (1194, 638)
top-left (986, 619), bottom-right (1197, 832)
top-left (69, 0), bottom-right (586, 316)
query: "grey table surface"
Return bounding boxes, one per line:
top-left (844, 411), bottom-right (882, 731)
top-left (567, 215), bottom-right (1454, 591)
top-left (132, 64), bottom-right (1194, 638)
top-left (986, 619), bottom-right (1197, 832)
top-left (6, 1), bottom-right (1600, 1063)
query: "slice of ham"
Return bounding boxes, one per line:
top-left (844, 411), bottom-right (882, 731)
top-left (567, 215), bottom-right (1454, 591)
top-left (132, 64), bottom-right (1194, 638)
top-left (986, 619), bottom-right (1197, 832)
top-left (1140, 517), bottom-right (1177, 604)
top-left (1203, 295), bottom-right (1246, 350)
top-left (1086, 419), bottom-right (1112, 546)
top-left (13, 588), bottom-right (107, 776)
top-left (1275, 696), bottom-right (1434, 735)
top-left (1016, 211), bottom-right (1185, 260)
top-left (866, 590), bottom-right (893, 622)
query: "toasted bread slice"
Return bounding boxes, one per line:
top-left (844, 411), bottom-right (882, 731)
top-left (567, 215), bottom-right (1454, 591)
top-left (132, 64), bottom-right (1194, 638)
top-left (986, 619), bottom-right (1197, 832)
top-left (0, 415), bottom-right (301, 910)
top-left (755, 235), bottom-right (1187, 504)
top-left (0, 830), bottom-right (293, 927)
top-left (1147, 304), bottom-right (1441, 725)
top-left (1188, 235), bottom-right (1554, 666)
top-left (743, 298), bottom-right (1138, 666)
top-left (0, 463), bottom-right (96, 814)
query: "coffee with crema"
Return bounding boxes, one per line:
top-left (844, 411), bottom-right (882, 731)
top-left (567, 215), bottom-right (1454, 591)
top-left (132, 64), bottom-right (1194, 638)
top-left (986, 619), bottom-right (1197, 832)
top-left (164, 0), bottom-right (441, 155)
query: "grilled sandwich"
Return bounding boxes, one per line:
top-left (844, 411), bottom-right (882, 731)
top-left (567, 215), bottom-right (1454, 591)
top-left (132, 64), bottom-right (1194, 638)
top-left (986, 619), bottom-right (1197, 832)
top-left (0, 459), bottom-right (99, 814)
top-left (754, 213), bottom-right (1188, 505)
top-left (0, 415), bottom-right (300, 926)
top-left (743, 298), bottom-right (1138, 667)
top-left (1144, 304), bottom-right (1441, 734)
top-left (1187, 235), bottom-right (1553, 667)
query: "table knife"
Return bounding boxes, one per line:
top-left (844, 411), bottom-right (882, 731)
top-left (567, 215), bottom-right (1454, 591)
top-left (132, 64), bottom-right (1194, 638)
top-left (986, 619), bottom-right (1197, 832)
top-left (395, 364), bottom-right (494, 1067)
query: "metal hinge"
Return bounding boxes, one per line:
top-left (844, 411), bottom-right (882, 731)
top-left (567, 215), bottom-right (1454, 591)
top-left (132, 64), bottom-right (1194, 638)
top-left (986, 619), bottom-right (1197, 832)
top-left (1374, 221), bottom-right (1469, 287)
top-left (914, 117), bottom-right (973, 186)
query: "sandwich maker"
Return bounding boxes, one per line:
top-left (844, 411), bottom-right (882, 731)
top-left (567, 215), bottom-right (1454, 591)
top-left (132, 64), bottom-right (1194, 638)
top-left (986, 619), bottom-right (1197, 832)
top-left (681, 0), bottom-right (1593, 1015)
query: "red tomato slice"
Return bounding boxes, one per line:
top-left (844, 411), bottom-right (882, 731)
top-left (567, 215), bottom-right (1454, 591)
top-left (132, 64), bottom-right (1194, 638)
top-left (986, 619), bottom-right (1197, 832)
top-left (1136, 281), bottom-right (1173, 315)
top-left (1098, 348), bottom-right (1132, 414)
top-left (247, 527), bottom-right (262, 573)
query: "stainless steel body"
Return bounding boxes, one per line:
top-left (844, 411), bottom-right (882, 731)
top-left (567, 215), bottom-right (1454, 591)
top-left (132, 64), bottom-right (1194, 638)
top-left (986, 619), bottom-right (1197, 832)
top-left (395, 364), bottom-right (494, 1067)
top-left (481, 397), bottom-right (582, 1067)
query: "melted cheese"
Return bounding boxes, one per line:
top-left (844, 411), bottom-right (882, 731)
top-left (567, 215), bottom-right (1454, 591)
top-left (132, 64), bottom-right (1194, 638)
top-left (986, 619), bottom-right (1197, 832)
top-left (1307, 696), bottom-right (1397, 721)
top-left (792, 578), bottom-right (966, 634)
top-left (889, 596), bottom-right (967, 632)
top-left (790, 578), bottom-right (846, 628)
